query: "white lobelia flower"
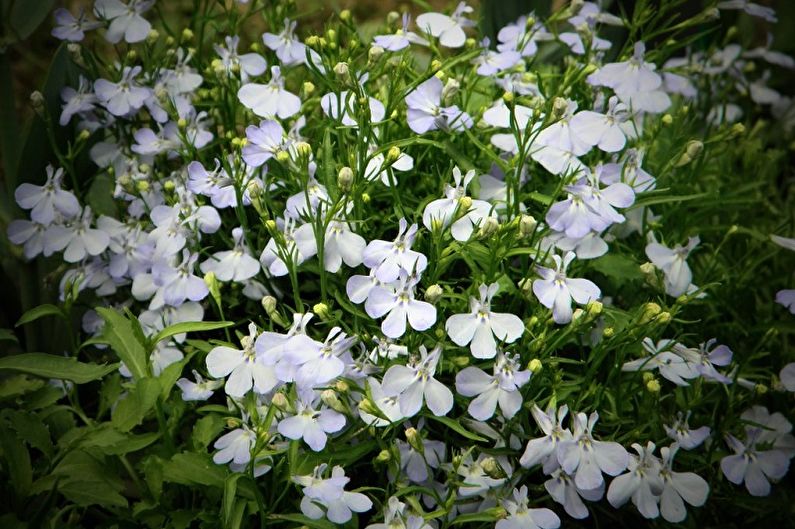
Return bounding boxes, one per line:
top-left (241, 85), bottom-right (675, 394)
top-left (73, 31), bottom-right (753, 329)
top-left (365, 496), bottom-right (433, 529)
top-left (664, 411), bottom-right (711, 450)
top-left (373, 13), bottom-right (429, 51)
top-left (259, 217), bottom-right (318, 277)
top-left (277, 389), bottom-right (346, 451)
top-left (322, 220), bottom-right (366, 273)
top-left (621, 338), bottom-right (700, 386)
top-left (672, 339), bottom-right (733, 383)
top-left (206, 322), bottom-right (279, 397)
top-left (279, 327), bottom-right (357, 388)
top-left (456, 452), bottom-right (509, 498)
top-left (781, 362), bottom-right (795, 392)
top-left (7, 219), bottom-right (48, 259)
top-left (481, 101), bottom-right (538, 155)
top-left (365, 271), bottom-right (437, 339)
top-left (213, 426), bottom-right (256, 466)
top-left (532, 252), bottom-right (601, 324)
top-left (346, 268), bottom-right (382, 304)
top-left (606, 441), bottom-right (664, 519)
top-left (381, 345), bottom-right (453, 417)
top-left (422, 166), bottom-right (496, 242)
top-left (645, 235), bottom-right (700, 297)
top-left (43, 206), bottom-right (110, 263)
top-left (454, 352), bottom-right (531, 420)
top-left (544, 468), bottom-right (604, 519)
top-left (358, 378), bottom-right (405, 427)
top-left (568, 96), bottom-right (628, 153)
top-left (242, 119), bottom-right (289, 167)
top-left (530, 99), bottom-right (592, 176)
top-left (658, 444), bottom-right (709, 523)
top-left (497, 485), bottom-right (561, 529)
top-left (362, 218), bottom-right (428, 283)
top-left (397, 436), bottom-right (446, 483)
top-left (415, 2), bottom-right (475, 49)
top-left (52, 8), bottom-right (102, 42)
top-left (94, 66), bottom-right (151, 116)
top-left (717, 0), bottom-right (777, 22)
top-left (405, 76), bottom-right (473, 134)
top-left (321, 75), bottom-right (386, 128)
top-left (446, 283), bottom-right (524, 359)
top-left (59, 76), bottom-right (99, 126)
top-left (176, 369), bottom-right (223, 401)
top-left (15, 165), bottom-right (80, 225)
top-left (200, 227), bottom-right (260, 282)
top-left (214, 35), bottom-right (267, 82)
top-left (363, 143), bottom-right (414, 186)
top-left (520, 404), bottom-right (573, 471)
top-left (721, 429), bottom-right (790, 496)
top-left (557, 411), bottom-right (629, 491)
top-left (496, 14), bottom-right (552, 57)
top-left (262, 19), bottom-right (307, 66)
top-left (368, 336), bottom-right (408, 362)
top-left (284, 168), bottom-right (329, 220)
top-left (473, 38), bottom-right (521, 76)
top-left (740, 405), bottom-right (795, 457)
top-left (238, 66), bottom-right (301, 119)
top-left (294, 464), bottom-right (372, 524)
top-left (94, 0), bottom-right (153, 44)
top-left (776, 289), bottom-right (795, 314)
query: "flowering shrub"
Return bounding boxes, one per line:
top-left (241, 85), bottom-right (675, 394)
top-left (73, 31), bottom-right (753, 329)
top-left (2, 0), bottom-right (795, 527)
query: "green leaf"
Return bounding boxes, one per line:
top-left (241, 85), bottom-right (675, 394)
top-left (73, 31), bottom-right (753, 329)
top-left (150, 320), bottom-right (234, 346)
top-left (0, 429), bottom-right (32, 496)
top-left (76, 424), bottom-right (160, 455)
top-left (0, 353), bottom-right (119, 384)
top-left (426, 415), bottom-right (488, 442)
top-left (223, 473), bottom-right (244, 526)
top-left (0, 374), bottom-right (45, 400)
top-left (85, 171), bottom-right (118, 217)
top-left (162, 452), bottom-right (227, 488)
top-left (9, 0), bottom-right (55, 40)
top-left (0, 328), bottom-right (19, 343)
top-left (449, 508), bottom-right (500, 525)
top-left (58, 480), bottom-right (128, 508)
top-left (191, 414), bottom-right (225, 451)
top-left (14, 304), bottom-right (64, 327)
top-left (6, 410), bottom-right (52, 458)
top-left (96, 307), bottom-right (149, 380)
top-left (111, 377), bottom-right (160, 432)
top-left (269, 514), bottom-right (337, 529)
top-left (590, 254), bottom-right (644, 281)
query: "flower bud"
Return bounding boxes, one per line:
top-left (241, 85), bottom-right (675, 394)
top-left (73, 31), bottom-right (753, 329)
top-left (271, 392), bottom-right (291, 412)
top-left (587, 300), bottom-right (603, 317)
top-left (572, 308), bottom-right (585, 322)
top-left (430, 59), bottom-right (442, 72)
top-left (661, 114), bottom-right (673, 125)
top-left (502, 91), bottom-right (514, 104)
top-left (335, 380), bottom-right (349, 393)
top-left (262, 295), bottom-right (278, 314)
top-left (481, 457), bottom-right (507, 480)
top-left (528, 358), bottom-right (542, 373)
top-left (302, 81), bottom-right (315, 97)
top-left (204, 271), bottom-right (222, 306)
top-left (442, 78), bottom-right (460, 106)
top-left (646, 378), bottom-right (661, 393)
top-left (374, 449), bottom-right (391, 463)
top-left (361, 192), bottom-right (371, 204)
top-left (340, 9), bottom-right (351, 21)
top-left (126, 49), bottom-right (137, 61)
top-left (730, 123), bottom-right (745, 137)
top-left (755, 383), bottom-right (769, 395)
top-left (387, 11), bottom-right (400, 24)
top-left (434, 327), bottom-right (445, 339)
top-left (405, 427), bottom-right (423, 453)
top-left (369, 45), bottom-right (384, 62)
top-left (656, 311), bottom-right (672, 324)
top-left (165, 36), bottom-right (175, 47)
top-left (295, 142), bottom-right (312, 159)
top-left (264, 219), bottom-right (277, 232)
top-left (305, 35), bottom-right (320, 48)
top-left (603, 326), bottom-right (615, 338)
top-left (337, 166), bottom-right (354, 192)
top-left (458, 196), bottom-right (473, 212)
top-left (30, 91), bottom-right (45, 116)
top-left (385, 146), bottom-right (401, 164)
top-left (321, 389), bottom-right (346, 413)
top-left (226, 417), bottom-right (242, 428)
top-left (478, 217), bottom-right (499, 239)
top-left (77, 129), bottom-right (91, 142)
top-left (326, 29), bottom-right (337, 43)
top-left (147, 29), bottom-right (159, 43)
top-left (67, 43), bottom-right (85, 67)
top-left (313, 302), bottom-right (331, 321)
top-left (425, 284), bottom-right (443, 304)
top-left (519, 214), bottom-right (537, 237)
top-left (177, 118), bottom-right (188, 130)
top-left (181, 28), bottom-right (194, 42)
top-left (518, 278), bottom-right (533, 296)
top-left (465, 37), bottom-right (476, 49)
top-left (639, 302), bottom-right (662, 323)
top-left (136, 180), bottom-right (150, 192)
top-left (163, 180), bottom-right (176, 192)
top-left (334, 61), bottom-right (350, 79)
top-left (276, 150), bottom-right (290, 163)
top-left (451, 356), bottom-right (470, 368)
top-left (642, 371), bottom-right (655, 383)
top-left (676, 140), bottom-right (703, 166)
top-left (552, 97), bottom-right (568, 118)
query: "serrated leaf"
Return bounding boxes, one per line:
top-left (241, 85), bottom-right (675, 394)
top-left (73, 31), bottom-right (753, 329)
top-left (0, 374), bottom-right (45, 400)
top-left (15, 304), bottom-right (64, 327)
top-left (96, 307), bottom-right (149, 380)
top-left (150, 320), bottom-right (234, 347)
top-left (6, 410), bottom-right (52, 458)
top-left (0, 353), bottom-right (119, 384)
top-left (0, 429), bottom-right (32, 496)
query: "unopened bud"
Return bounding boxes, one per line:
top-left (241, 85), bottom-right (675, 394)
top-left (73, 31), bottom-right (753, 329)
top-left (302, 81), bottom-right (315, 96)
top-left (502, 91), bottom-right (514, 104)
top-left (163, 180), bottom-right (176, 192)
top-left (528, 358), bottom-right (542, 373)
top-left (441, 78), bottom-right (460, 106)
top-left (77, 129), bottom-right (91, 142)
top-left (755, 383), bottom-right (769, 395)
top-left (305, 35), bottom-right (320, 48)
top-left (147, 29), bottom-right (159, 43)
top-left (67, 43), bottom-right (85, 67)
top-left (321, 389), bottom-right (345, 412)
top-left (451, 356), bottom-right (470, 368)
top-left (730, 123), bottom-right (745, 137)
top-left (661, 114), bottom-right (673, 125)
top-left (294, 142), bottom-right (312, 159)
top-left (603, 327), bottom-right (615, 338)
top-left (30, 91), bottom-right (45, 116)
top-left (425, 284), bottom-right (443, 304)
top-left (478, 217), bottom-right (499, 239)
top-left (375, 449), bottom-right (391, 463)
top-left (204, 271), bottom-right (221, 305)
top-left (334, 61), bottom-right (350, 79)
top-left (262, 295), bottom-right (278, 314)
top-left (387, 11), bottom-right (400, 24)
top-left (656, 311), bottom-right (672, 324)
top-left (465, 37), bottom-right (476, 49)
top-left (126, 49), bottom-right (137, 61)
top-left (572, 308), bottom-right (585, 322)
top-left (339, 9), bottom-right (351, 21)
top-left (271, 392), bottom-right (291, 412)
top-left (587, 300), bottom-right (603, 317)
top-left (276, 150), bottom-right (290, 163)
top-left (552, 97), bottom-right (568, 118)
top-left (136, 180), bottom-right (150, 192)
top-left (338, 166), bottom-right (354, 192)
top-left (430, 59), bottom-right (442, 72)
top-left (405, 427), bottom-right (423, 453)
top-left (361, 192), bottom-right (370, 204)
top-left (676, 140), bottom-right (703, 166)
top-left (313, 302), bottom-right (331, 321)
top-left (646, 378), bottom-right (661, 393)
top-left (177, 118), bottom-right (188, 130)
top-left (458, 196), bottom-right (473, 212)
top-left (326, 29), bottom-right (337, 43)
top-left (519, 214), bottom-right (537, 237)
top-left (481, 457), bottom-right (507, 480)
top-left (386, 146), bottom-right (401, 164)
top-left (640, 302), bottom-right (662, 323)
top-left (181, 28), bottom-right (194, 42)
top-left (369, 45), bottom-right (384, 62)
top-left (335, 380), bottom-right (349, 393)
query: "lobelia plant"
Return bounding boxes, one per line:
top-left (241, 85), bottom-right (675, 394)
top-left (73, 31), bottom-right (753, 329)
top-left (2, 0), bottom-right (795, 528)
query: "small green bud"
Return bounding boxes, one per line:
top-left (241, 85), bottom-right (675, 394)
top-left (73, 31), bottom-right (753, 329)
top-left (147, 29), bottom-right (159, 43)
top-left (181, 28), bottom-right (194, 42)
top-left (478, 217), bottom-right (499, 239)
top-left (333, 61), bottom-right (350, 79)
top-left (313, 302), bottom-right (331, 321)
top-left (646, 378), bottom-right (661, 393)
top-left (337, 166), bottom-right (354, 192)
top-left (552, 97), bottom-right (568, 118)
top-left (528, 358), bottom-right (542, 373)
top-left (374, 449), bottom-right (391, 463)
top-left (369, 45), bottom-right (384, 62)
top-left (386, 146), bottom-right (401, 164)
top-left (481, 457), bottom-right (507, 480)
top-left (425, 284), bottom-right (443, 304)
top-left (339, 9), bottom-right (351, 21)
top-left (204, 271), bottom-right (221, 306)
top-left (30, 91), bottom-right (45, 116)
top-left (519, 214), bottom-right (537, 237)
top-left (661, 114), bottom-right (673, 125)
top-left (302, 81), bottom-right (315, 97)
top-left (405, 427), bottom-right (423, 453)
top-left (276, 150), bottom-right (290, 163)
